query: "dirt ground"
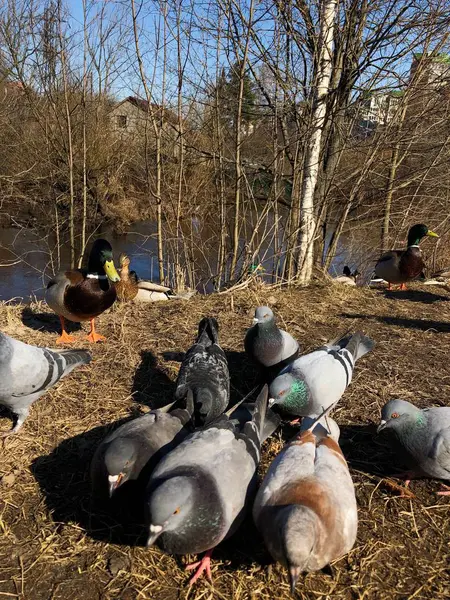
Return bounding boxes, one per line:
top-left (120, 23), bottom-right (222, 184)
top-left (0, 281), bottom-right (449, 600)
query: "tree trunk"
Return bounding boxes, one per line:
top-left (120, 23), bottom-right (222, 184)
top-left (296, 0), bottom-right (338, 285)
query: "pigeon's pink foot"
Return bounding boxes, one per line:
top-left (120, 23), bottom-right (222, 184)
top-left (388, 282), bottom-right (392, 291)
top-left (289, 418), bottom-right (300, 426)
top-left (437, 483), bottom-right (450, 496)
top-left (186, 549), bottom-right (213, 585)
top-left (399, 283), bottom-right (407, 291)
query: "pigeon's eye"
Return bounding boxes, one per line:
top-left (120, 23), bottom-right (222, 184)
top-left (173, 507), bottom-right (180, 515)
top-left (279, 390), bottom-right (286, 397)
top-left (391, 412), bottom-right (400, 419)
top-left (264, 314), bottom-right (269, 318)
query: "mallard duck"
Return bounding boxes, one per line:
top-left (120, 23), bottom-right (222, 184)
top-left (115, 253), bottom-right (174, 302)
top-left (333, 266), bottom-right (360, 286)
top-left (45, 239), bottom-right (120, 344)
top-left (374, 223), bottom-right (439, 290)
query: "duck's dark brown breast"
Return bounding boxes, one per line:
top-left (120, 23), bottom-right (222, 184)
top-left (64, 277), bottom-right (117, 320)
top-left (399, 248), bottom-right (425, 281)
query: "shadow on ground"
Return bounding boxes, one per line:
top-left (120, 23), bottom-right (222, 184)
top-left (382, 289), bottom-right (448, 304)
top-left (341, 312), bottom-right (450, 333)
top-left (132, 350), bottom-right (176, 408)
top-left (21, 306), bottom-right (82, 334)
top-left (31, 415), bottom-right (150, 548)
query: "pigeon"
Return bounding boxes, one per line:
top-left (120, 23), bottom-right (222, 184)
top-left (175, 317), bottom-right (229, 426)
top-left (145, 385), bottom-right (275, 584)
top-left (253, 406), bottom-right (358, 594)
top-left (0, 331), bottom-right (91, 434)
top-left (269, 331), bottom-right (374, 418)
top-left (244, 307), bottom-right (300, 376)
top-left (377, 399), bottom-right (450, 495)
top-left (90, 394), bottom-right (194, 498)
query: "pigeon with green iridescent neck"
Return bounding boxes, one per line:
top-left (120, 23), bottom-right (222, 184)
top-left (268, 332), bottom-right (374, 418)
top-left (244, 307), bottom-right (299, 372)
top-left (377, 399), bottom-right (450, 496)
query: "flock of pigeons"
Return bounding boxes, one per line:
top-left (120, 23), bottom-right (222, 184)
top-left (1, 303), bottom-right (450, 594)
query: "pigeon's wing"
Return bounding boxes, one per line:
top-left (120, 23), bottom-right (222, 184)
top-left (427, 423), bottom-right (450, 477)
top-left (288, 349), bottom-right (353, 412)
top-left (253, 427), bottom-right (317, 519)
top-left (152, 421), bottom-right (256, 525)
top-left (4, 336), bottom-right (89, 404)
top-left (279, 330), bottom-right (299, 362)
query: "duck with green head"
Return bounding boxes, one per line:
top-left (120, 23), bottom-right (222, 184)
top-left (374, 224), bottom-right (439, 290)
top-left (46, 239), bottom-right (120, 344)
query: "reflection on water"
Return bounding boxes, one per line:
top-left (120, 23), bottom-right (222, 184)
top-left (0, 220), bottom-right (380, 302)
top-left (0, 223), bottom-right (160, 302)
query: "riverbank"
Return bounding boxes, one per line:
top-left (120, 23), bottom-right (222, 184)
top-left (1, 282), bottom-right (449, 599)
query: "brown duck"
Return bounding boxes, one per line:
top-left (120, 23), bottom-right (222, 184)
top-left (45, 239), bottom-right (120, 344)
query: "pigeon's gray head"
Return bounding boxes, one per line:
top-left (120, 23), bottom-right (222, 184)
top-left (146, 476), bottom-right (195, 546)
top-left (277, 506), bottom-right (317, 594)
top-left (269, 373), bottom-right (307, 412)
top-left (253, 306), bottom-right (274, 325)
top-left (104, 438), bottom-right (138, 496)
top-left (377, 399), bottom-right (423, 434)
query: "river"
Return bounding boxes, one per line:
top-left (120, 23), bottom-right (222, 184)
top-left (0, 221), bottom-right (378, 302)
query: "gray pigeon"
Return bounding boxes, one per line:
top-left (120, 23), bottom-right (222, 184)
top-left (145, 385), bottom-right (276, 585)
top-left (175, 317), bottom-right (229, 426)
top-left (253, 407), bottom-right (358, 594)
top-left (269, 331), bottom-right (374, 418)
top-left (90, 394), bottom-right (194, 498)
top-left (0, 331), bottom-right (91, 434)
top-left (377, 399), bottom-right (450, 495)
top-left (244, 307), bottom-right (299, 371)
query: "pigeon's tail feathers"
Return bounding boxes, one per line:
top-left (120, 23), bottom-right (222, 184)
top-left (55, 348), bottom-right (91, 373)
top-left (344, 332), bottom-right (375, 362)
top-left (169, 389), bottom-right (194, 426)
top-left (157, 400), bottom-right (177, 414)
top-left (224, 386), bottom-right (259, 418)
top-left (197, 317), bottom-right (219, 345)
top-left (324, 328), bottom-right (352, 349)
top-left (251, 384), bottom-right (269, 441)
top-left (261, 407), bottom-right (281, 442)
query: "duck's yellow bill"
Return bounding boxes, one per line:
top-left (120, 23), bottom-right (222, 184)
top-left (104, 260), bottom-right (120, 282)
top-left (427, 230), bottom-right (439, 238)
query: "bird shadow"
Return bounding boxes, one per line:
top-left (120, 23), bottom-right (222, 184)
top-left (339, 423), bottom-right (406, 478)
top-left (341, 312), bottom-right (450, 333)
top-left (30, 414), bottom-right (150, 548)
top-left (224, 350), bottom-right (260, 405)
top-left (132, 350), bottom-right (176, 408)
top-left (21, 306), bottom-right (82, 334)
top-left (382, 289), bottom-right (448, 304)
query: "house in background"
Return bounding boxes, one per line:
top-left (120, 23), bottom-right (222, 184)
top-left (109, 96), bottom-right (178, 136)
top-left (352, 91), bottom-right (402, 137)
top-left (410, 53), bottom-right (450, 89)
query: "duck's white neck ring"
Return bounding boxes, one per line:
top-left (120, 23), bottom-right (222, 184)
top-left (408, 245), bottom-right (420, 249)
top-left (86, 273), bottom-right (108, 280)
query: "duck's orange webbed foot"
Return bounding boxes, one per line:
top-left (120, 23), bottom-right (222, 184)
top-left (87, 319), bottom-right (106, 343)
top-left (56, 316), bottom-right (77, 344)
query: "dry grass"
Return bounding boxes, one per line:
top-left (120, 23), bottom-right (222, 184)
top-left (0, 281), bottom-right (450, 600)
